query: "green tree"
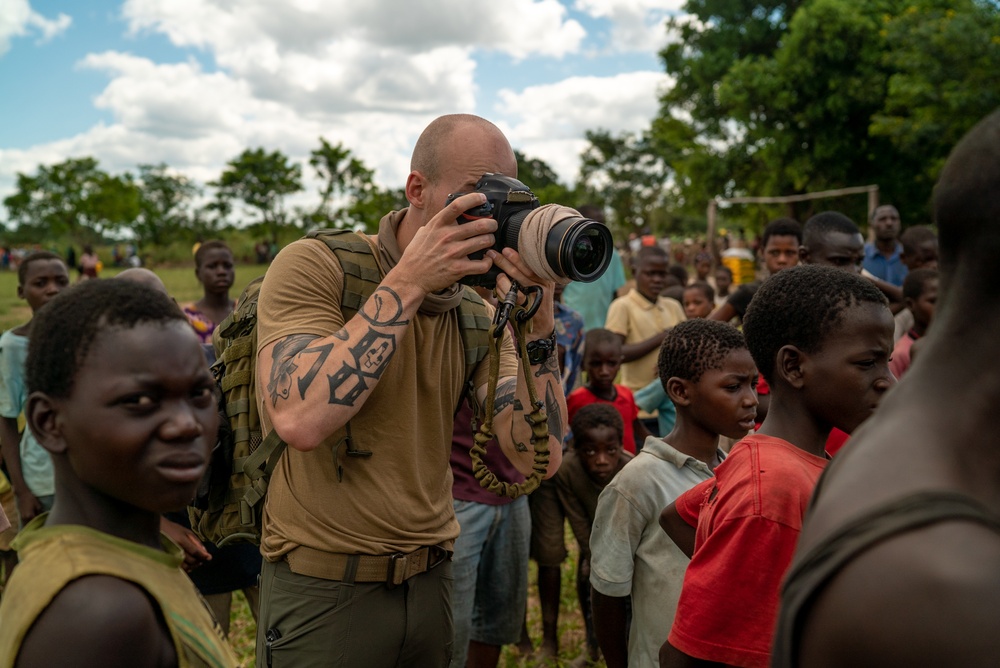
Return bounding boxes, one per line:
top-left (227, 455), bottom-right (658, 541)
top-left (212, 148), bottom-right (303, 242)
top-left (514, 150), bottom-right (576, 206)
top-left (3, 157), bottom-right (140, 243)
top-left (307, 137), bottom-right (378, 228)
top-left (654, 0), bottom-right (1000, 228)
top-left (133, 163), bottom-right (201, 245)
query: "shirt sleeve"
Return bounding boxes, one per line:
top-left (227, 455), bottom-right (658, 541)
top-left (604, 297), bottom-right (629, 338)
top-left (0, 336), bottom-right (25, 419)
top-left (556, 458), bottom-right (595, 560)
top-left (674, 478), bottom-right (713, 527)
top-left (589, 483), bottom-right (647, 597)
top-left (668, 514), bottom-right (802, 667)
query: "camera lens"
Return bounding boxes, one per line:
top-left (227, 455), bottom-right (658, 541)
top-left (545, 217), bottom-right (613, 282)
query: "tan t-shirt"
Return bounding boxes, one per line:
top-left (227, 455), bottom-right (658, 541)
top-left (256, 238), bottom-right (517, 559)
top-left (605, 289), bottom-right (686, 417)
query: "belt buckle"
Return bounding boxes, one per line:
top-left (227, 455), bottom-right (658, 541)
top-left (386, 552), bottom-right (406, 589)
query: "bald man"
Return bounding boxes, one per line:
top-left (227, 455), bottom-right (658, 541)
top-left (252, 114), bottom-right (566, 667)
top-left (114, 267), bottom-right (169, 294)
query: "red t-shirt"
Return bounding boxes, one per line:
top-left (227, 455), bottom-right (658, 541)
top-left (566, 385), bottom-right (639, 453)
top-left (669, 434), bottom-right (829, 668)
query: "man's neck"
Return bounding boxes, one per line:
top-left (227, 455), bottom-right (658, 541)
top-left (663, 418), bottom-right (724, 468)
top-left (875, 238), bottom-right (898, 256)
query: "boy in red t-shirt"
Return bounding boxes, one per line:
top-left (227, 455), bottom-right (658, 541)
top-left (659, 265), bottom-right (895, 668)
top-left (889, 268), bottom-right (938, 379)
top-left (567, 328), bottom-right (651, 453)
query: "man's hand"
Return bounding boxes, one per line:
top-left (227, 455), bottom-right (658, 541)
top-left (159, 517), bottom-right (212, 572)
top-left (395, 192), bottom-right (499, 295)
top-left (487, 247), bottom-right (557, 340)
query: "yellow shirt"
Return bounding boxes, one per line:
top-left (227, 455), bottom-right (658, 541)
top-left (605, 289), bottom-right (686, 416)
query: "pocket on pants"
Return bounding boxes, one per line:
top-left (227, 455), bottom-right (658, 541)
top-left (265, 571), bottom-right (355, 667)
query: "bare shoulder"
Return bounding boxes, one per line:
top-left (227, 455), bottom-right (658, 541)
top-left (16, 575), bottom-right (175, 668)
top-left (799, 521), bottom-right (1000, 667)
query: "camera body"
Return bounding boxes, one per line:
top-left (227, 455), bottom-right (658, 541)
top-left (447, 174), bottom-right (613, 289)
top-left (446, 174), bottom-right (539, 288)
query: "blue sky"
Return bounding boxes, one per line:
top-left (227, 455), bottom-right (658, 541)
top-left (1, 0), bottom-right (683, 216)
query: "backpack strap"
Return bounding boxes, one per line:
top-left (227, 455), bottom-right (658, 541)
top-left (306, 229), bottom-right (382, 322)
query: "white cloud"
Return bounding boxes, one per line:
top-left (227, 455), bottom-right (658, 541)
top-left (0, 0), bottom-right (71, 55)
top-left (497, 70), bottom-right (672, 183)
top-left (574, 0), bottom-right (683, 53)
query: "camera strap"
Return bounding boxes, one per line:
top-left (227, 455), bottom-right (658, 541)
top-left (469, 283), bottom-right (551, 499)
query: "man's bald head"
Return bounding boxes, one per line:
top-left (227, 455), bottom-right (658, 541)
top-left (410, 114), bottom-right (511, 182)
top-left (115, 267), bottom-right (169, 296)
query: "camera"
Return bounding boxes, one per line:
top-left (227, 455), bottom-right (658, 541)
top-left (446, 174), bottom-right (613, 288)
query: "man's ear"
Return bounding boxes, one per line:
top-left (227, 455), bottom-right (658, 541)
top-left (798, 246), bottom-right (811, 264)
top-left (775, 345), bottom-right (806, 390)
top-left (404, 171), bottom-right (427, 210)
top-left (16, 284), bottom-right (24, 300)
top-left (666, 377), bottom-right (692, 407)
top-left (26, 392), bottom-right (67, 456)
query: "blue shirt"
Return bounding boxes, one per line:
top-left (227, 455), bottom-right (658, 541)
top-left (561, 251), bottom-right (628, 331)
top-left (0, 331), bottom-right (53, 497)
top-left (863, 242), bottom-right (907, 287)
top-left (554, 302), bottom-right (585, 393)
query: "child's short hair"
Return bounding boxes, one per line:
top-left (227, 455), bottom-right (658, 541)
top-left (685, 281), bottom-right (716, 303)
top-left (584, 328), bottom-right (622, 356)
top-left (27, 280), bottom-right (187, 399)
top-left (571, 403), bottom-right (624, 447)
top-left (715, 265), bottom-right (733, 278)
top-left (903, 268), bottom-right (938, 302)
top-left (900, 225), bottom-right (937, 257)
top-left (668, 264), bottom-right (689, 286)
top-left (742, 265), bottom-right (887, 380)
top-left (762, 217), bottom-right (803, 247)
top-left (634, 245), bottom-right (668, 266)
top-left (194, 240), bottom-right (232, 268)
top-left (657, 319), bottom-right (747, 385)
top-left (802, 212), bottom-right (860, 248)
top-left (17, 251), bottom-right (65, 286)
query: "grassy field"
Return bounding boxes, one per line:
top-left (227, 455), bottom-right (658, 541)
top-left (0, 262), bottom-right (601, 667)
top-left (0, 264), bottom-right (269, 332)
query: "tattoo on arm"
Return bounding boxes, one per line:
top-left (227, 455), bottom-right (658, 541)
top-left (360, 287), bottom-right (410, 327)
top-left (545, 383), bottom-right (564, 443)
top-left (533, 354), bottom-right (560, 379)
top-left (327, 328), bottom-right (398, 406)
top-left (493, 378), bottom-right (523, 414)
top-left (269, 335), bottom-right (321, 407)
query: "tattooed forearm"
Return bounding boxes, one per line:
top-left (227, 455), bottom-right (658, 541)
top-left (544, 383), bottom-right (564, 443)
top-left (361, 287), bottom-right (410, 327)
top-left (327, 328), bottom-right (398, 406)
top-left (296, 342), bottom-right (335, 400)
top-left (493, 378), bottom-right (523, 414)
top-left (269, 335), bottom-right (321, 407)
top-left (533, 353), bottom-right (560, 379)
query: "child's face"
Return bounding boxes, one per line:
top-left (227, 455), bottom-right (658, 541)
top-left (196, 248), bottom-right (235, 292)
top-left (762, 234), bottom-right (800, 275)
top-left (576, 425), bottom-right (622, 484)
top-left (18, 259), bottom-right (70, 312)
top-left (695, 259), bottom-right (711, 279)
top-left (585, 341), bottom-right (622, 391)
top-left (911, 240), bottom-right (939, 271)
top-left (683, 288), bottom-right (714, 319)
top-left (53, 321), bottom-right (219, 513)
top-left (909, 278), bottom-right (938, 328)
top-left (805, 233), bottom-right (864, 274)
top-left (715, 268), bottom-right (732, 293)
top-left (634, 256), bottom-right (668, 300)
top-left (686, 348), bottom-right (759, 440)
top-left (802, 302), bottom-right (895, 434)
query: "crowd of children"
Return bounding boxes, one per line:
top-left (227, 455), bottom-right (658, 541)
top-left (0, 109), bottom-right (996, 668)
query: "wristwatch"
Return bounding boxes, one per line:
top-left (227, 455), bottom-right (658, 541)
top-left (525, 331), bottom-right (557, 365)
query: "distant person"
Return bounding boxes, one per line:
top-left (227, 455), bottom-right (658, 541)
top-left (893, 225), bottom-right (939, 341)
top-left (691, 252), bottom-right (713, 287)
top-left (0, 279), bottom-right (237, 667)
top-left (567, 328), bottom-right (650, 454)
top-left (77, 245), bottom-right (100, 281)
top-left (709, 218), bottom-right (801, 324)
top-left (556, 404), bottom-right (633, 667)
top-left (713, 266), bottom-right (733, 307)
top-left (605, 246), bottom-right (686, 438)
top-left (682, 282), bottom-right (715, 320)
top-left (889, 268), bottom-right (938, 379)
top-left (862, 204), bottom-right (906, 286)
top-left (772, 106), bottom-right (1000, 668)
top-left (591, 319), bottom-right (756, 668)
top-left (659, 265), bottom-right (895, 668)
top-left (554, 282), bottom-right (586, 392)
top-left (180, 241), bottom-right (236, 352)
top-left (561, 206), bottom-right (628, 331)
top-left (0, 252), bottom-right (70, 527)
